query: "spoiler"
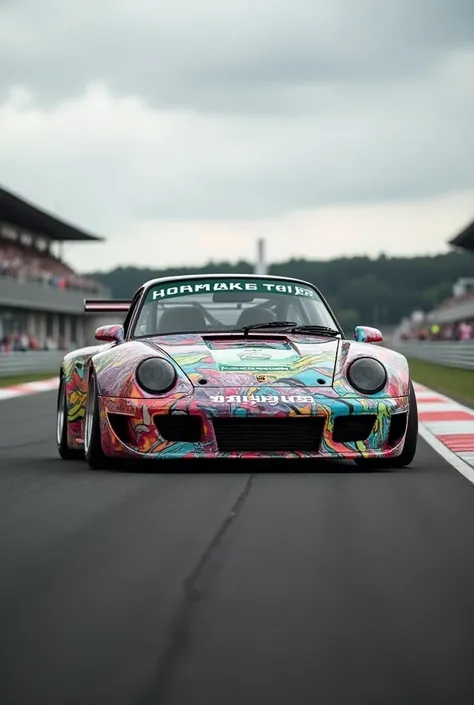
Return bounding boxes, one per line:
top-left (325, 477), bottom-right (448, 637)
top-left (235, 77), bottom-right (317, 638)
top-left (84, 299), bottom-right (131, 313)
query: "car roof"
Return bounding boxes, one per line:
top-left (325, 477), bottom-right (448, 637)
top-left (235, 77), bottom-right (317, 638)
top-left (141, 272), bottom-right (319, 291)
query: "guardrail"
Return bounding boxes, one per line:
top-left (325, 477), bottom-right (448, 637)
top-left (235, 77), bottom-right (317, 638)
top-left (392, 340), bottom-right (474, 371)
top-left (2, 341), bottom-right (473, 378)
top-left (0, 351), bottom-right (63, 378)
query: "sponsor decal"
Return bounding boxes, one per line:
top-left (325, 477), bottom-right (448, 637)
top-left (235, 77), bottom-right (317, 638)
top-left (210, 394), bottom-right (314, 405)
top-left (146, 278), bottom-right (316, 302)
top-left (237, 349), bottom-right (272, 360)
top-left (219, 364), bottom-right (292, 371)
top-left (212, 344), bottom-right (299, 372)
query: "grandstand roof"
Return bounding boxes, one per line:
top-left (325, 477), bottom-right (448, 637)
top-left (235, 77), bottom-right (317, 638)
top-left (0, 186), bottom-right (103, 242)
top-left (450, 219), bottom-right (474, 252)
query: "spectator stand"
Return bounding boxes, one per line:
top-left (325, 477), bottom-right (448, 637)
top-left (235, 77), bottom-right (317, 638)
top-left (395, 280), bottom-right (474, 343)
top-left (0, 186), bottom-right (108, 353)
top-left (392, 219), bottom-right (474, 368)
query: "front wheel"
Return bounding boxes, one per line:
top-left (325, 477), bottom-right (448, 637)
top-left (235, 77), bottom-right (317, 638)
top-left (354, 381), bottom-right (418, 469)
top-left (57, 376), bottom-right (82, 460)
top-left (84, 372), bottom-right (112, 469)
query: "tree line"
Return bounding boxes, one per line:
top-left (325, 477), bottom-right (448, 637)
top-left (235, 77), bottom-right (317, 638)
top-left (85, 251), bottom-right (474, 332)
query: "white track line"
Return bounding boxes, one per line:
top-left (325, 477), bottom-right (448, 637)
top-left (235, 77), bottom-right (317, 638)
top-left (414, 383), bottom-right (474, 485)
top-left (0, 377), bottom-right (58, 401)
top-left (0, 389), bottom-right (24, 400)
top-left (415, 402), bottom-right (462, 413)
top-left (421, 420), bottom-right (474, 435)
top-left (416, 391), bottom-right (446, 400)
top-left (415, 385), bottom-right (474, 415)
top-left (418, 424), bottom-right (474, 485)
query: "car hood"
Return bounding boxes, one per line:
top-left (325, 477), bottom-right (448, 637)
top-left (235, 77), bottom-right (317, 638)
top-left (145, 334), bottom-right (340, 388)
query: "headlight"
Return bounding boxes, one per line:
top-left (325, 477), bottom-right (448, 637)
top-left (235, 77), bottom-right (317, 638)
top-left (347, 357), bottom-right (387, 394)
top-left (136, 358), bottom-right (176, 394)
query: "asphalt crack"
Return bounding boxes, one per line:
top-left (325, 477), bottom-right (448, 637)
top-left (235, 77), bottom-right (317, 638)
top-left (139, 472), bottom-right (256, 705)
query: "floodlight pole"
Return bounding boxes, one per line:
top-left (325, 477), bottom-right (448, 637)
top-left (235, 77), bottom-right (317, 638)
top-left (255, 238), bottom-right (267, 275)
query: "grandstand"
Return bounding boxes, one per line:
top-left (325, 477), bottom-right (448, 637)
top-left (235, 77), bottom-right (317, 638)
top-left (450, 218), bottom-right (474, 253)
top-left (0, 186), bottom-right (108, 352)
top-left (396, 216), bottom-right (474, 340)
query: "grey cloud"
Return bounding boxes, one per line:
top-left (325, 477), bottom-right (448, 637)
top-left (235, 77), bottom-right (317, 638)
top-left (0, 0), bottom-right (473, 112)
top-left (2, 66), bottom-right (472, 226)
top-left (0, 0), bottom-right (473, 227)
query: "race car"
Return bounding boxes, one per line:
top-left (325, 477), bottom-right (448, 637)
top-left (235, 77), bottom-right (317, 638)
top-left (56, 273), bottom-right (418, 469)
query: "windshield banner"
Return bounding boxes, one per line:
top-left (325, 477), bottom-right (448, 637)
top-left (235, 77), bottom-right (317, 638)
top-left (146, 278), bottom-right (316, 303)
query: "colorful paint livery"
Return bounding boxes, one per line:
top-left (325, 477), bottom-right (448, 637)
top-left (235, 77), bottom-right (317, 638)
top-left (154, 335), bottom-right (338, 389)
top-left (57, 273), bottom-right (418, 468)
top-left (62, 343), bottom-right (112, 449)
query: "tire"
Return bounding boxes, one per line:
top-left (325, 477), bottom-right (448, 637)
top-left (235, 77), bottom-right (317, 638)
top-left (57, 376), bottom-right (82, 460)
top-left (354, 380), bottom-right (418, 469)
top-left (84, 372), bottom-right (112, 469)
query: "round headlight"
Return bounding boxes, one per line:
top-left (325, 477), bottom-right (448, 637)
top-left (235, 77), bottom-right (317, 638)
top-left (136, 358), bottom-right (176, 394)
top-left (347, 357), bottom-right (387, 394)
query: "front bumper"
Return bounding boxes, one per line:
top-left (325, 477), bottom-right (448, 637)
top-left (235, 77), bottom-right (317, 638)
top-left (96, 387), bottom-right (410, 460)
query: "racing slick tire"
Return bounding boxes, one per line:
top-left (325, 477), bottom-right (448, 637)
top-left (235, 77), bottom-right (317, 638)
top-left (354, 380), bottom-right (418, 470)
top-left (57, 375), bottom-right (82, 460)
top-left (84, 371), bottom-right (113, 469)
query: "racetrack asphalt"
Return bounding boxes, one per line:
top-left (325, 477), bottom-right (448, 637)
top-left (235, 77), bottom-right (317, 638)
top-left (1, 392), bottom-right (474, 705)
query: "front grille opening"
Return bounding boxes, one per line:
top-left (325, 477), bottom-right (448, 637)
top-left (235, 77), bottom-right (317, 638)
top-left (389, 412), bottom-right (407, 444)
top-left (155, 415), bottom-right (203, 442)
top-left (213, 417), bottom-right (325, 452)
top-left (332, 415), bottom-right (376, 443)
top-left (108, 413), bottom-right (133, 445)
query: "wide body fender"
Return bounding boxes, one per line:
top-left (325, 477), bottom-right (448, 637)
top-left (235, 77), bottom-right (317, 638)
top-left (333, 341), bottom-right (410, 398)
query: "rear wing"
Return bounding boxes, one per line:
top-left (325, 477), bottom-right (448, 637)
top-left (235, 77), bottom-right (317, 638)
top-left (84, 299), bottom-right (131, 313)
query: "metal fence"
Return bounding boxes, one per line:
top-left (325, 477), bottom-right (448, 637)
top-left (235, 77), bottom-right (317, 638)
top-left (0, 351), bottom-right (63, 378)
top-left (392, 340), bottom-right (474, 371)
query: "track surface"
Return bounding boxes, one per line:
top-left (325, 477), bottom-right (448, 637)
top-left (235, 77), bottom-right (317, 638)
top-left (1, 391), bottom-right (474, 705)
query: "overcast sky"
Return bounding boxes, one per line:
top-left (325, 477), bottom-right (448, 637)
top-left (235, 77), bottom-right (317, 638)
top-left (0, 0), bottom-right (473, 273)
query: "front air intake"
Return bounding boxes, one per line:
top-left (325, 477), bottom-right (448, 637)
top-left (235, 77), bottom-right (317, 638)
top-left (108, 413), bottom-right (133, 444)
top-left (154, 415), bottom-right (203, 443)
top-left (388, 412), bottom-right (407, 444)
top-left (213, 417), bottom-right (325, 452)
top-left (332, 415), bottom-right (376, 443)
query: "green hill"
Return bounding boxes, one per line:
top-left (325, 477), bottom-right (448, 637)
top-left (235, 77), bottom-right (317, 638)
top-left (85, 251), bottom-right (474, 331)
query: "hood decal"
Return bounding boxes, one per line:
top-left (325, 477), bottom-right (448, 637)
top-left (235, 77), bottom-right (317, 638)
top-left (146, 334), bottom-right (339, 388)
top-left (209, 340), bottom-right (299, 372)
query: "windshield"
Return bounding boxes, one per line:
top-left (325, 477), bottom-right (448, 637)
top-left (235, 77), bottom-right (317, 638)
top-left (133, 277), bottom-right (339, 337)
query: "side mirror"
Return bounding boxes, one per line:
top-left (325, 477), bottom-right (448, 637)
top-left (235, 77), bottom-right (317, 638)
top-left (354, 325), bottom-right (384, 344)
top-left (95, 324), bottom-right (125, 343)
